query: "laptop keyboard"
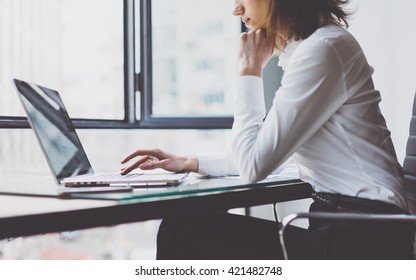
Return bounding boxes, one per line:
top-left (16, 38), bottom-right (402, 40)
top-left (81, 172), bottom-right (144, 180)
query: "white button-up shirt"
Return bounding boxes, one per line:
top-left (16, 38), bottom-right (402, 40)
top-left (198, 24), bottom-right (408, 209)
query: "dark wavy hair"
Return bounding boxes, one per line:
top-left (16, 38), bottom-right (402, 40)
top-left (267, 0), bottom-right (352, 51)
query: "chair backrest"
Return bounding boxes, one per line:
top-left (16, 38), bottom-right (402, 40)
top-left (403, 92), bottom-right (416, 214)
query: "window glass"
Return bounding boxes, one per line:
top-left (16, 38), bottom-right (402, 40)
top-left (0, 0), bottom-right (124, 119)
top-left (148, 0), bottom-right (240, 117)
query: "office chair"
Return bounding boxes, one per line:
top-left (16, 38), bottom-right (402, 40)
top-left (277, 92), bottom-right (416, 260)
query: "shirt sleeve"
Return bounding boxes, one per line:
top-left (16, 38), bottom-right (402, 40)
top-left (197, 151), bottom-right (291, 177)
top-left (232, 39), bottom-right (348, 183)
top-left (197, 151), bottom-right (238, 176)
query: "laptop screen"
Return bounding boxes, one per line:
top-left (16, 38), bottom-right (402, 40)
top-left (14, 79), bottom-right (93, 182)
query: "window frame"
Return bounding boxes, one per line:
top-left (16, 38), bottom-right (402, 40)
top-left (0, 0), bottom-right (234, 130)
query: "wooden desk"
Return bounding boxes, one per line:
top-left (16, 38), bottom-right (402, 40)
top-left (0, 176), bottom-right (312, 239)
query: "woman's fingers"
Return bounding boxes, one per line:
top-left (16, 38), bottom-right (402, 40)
top-left (120, 155), bottom-right (152, 175)
top-left (120, 148), bottom-right (196, 174)
top-left (121, 148), bottom-right (168, 164)
top-left (120, 149), bottom-right (179, 174)
top-left (238, 29), bottom-right (274, 76)
top-left (139, 158), bottom-right (169, 171)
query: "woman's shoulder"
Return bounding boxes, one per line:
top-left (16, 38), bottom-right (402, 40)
top-left (297, 24), bottom-right (363, 63)
top-left (314, 23), bottom-right (350, 37)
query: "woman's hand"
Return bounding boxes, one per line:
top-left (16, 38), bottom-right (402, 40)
top-left (120, 148), bottom-right (198, 175)
top-left (238, 29), bottom-right (274, 77)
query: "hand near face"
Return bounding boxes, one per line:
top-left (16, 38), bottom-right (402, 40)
top-left (238, 29), bottom-right (274, 77)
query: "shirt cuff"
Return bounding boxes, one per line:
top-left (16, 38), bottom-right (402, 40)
top-left (197, 152), bottom-right (237, 176)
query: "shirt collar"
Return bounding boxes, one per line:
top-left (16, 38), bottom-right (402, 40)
top-left (278, 40), bottom-right (302, 70)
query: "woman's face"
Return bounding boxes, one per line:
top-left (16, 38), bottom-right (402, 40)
top-left (233, 0), bottom-right (270, 31)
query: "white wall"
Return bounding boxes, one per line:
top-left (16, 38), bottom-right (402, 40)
top-left (347, 0), bottom-right (416, 162)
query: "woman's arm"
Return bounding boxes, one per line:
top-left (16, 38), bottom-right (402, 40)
top-left (232, 36), bottom-right (347, 183)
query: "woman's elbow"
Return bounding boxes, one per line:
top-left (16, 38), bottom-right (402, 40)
top-left (238, 162), bottom-right (268, 183)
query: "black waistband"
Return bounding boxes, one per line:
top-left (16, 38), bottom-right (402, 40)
top-left (311, 192), bottom-right (408, 214)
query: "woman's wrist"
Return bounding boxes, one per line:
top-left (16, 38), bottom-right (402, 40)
top-left (239, 66), bottom-right (262, 77)
top-left (184, 156), bottom-right (199, 173)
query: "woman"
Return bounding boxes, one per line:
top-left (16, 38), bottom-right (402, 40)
top-left (121, 0), bottom-right (415, 259)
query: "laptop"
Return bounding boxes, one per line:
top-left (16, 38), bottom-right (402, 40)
top-left (13, 79), bottom-right (187, 194)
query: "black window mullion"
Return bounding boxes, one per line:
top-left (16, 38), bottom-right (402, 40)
top-left (0, 116), bottom-right (30, 129)
top-left (139, 117), bottom-right (233, 129)
top-left (124, 0), bottom-right (136, 124)
top-left (138, 0), bottom-right (153, 123)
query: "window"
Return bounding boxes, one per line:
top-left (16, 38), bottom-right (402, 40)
top-left (0, 0), bottom-right (240, 129)
top-left (148, 0), bottom-right (239, 117)
top-left (134, 0), bottom-right (240, 128)
top-left (0, 0), bottom-right (124, 127)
